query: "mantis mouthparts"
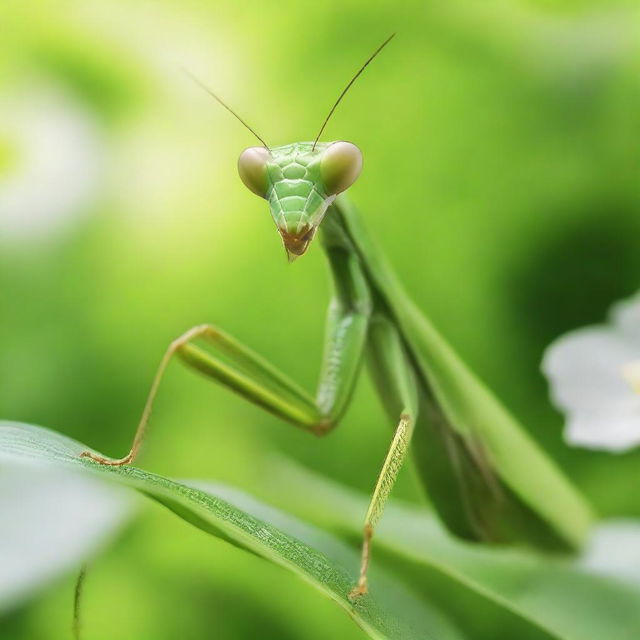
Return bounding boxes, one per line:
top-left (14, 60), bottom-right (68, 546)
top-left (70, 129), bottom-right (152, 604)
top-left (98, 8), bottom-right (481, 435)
top-left (278, 224), bottom-right (318, 262)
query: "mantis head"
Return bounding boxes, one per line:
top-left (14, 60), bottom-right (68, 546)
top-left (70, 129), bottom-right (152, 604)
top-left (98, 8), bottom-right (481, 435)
top-left (186, 33), bottom-right (393, 260)
top-left (237, 141), bottom-right (362, 260)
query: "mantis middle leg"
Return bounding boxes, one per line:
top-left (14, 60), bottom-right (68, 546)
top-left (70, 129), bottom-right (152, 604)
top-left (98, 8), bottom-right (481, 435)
top-left (349, 313), bottom-right (419, 599)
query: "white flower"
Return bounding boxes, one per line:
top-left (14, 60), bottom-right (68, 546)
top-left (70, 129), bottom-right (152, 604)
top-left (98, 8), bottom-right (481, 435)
top-left (542, 292), bottom-right (640, 452)
top-left (0, 83), bottom-right (104, 245)
top-left (581, 519), bottom-right (640, 585)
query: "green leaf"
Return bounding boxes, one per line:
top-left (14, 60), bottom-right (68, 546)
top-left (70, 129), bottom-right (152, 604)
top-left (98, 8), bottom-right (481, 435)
top-left (0, 422), bottom-right (463, 640)
top-left (261, 458), bottom-right (640, 640)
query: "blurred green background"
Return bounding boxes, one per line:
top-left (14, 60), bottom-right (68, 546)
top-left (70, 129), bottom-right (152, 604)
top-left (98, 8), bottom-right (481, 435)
top-left (1, 0), bottom-right (640, 637)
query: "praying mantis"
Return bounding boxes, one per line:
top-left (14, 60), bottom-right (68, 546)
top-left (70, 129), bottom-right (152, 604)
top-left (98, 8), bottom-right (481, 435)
top-left (81, 34), bottom-right (593, 599)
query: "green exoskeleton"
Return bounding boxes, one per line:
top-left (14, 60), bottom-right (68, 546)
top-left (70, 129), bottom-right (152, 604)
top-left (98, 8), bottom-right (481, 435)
top-left (82, 35), bottom-right (593, 599)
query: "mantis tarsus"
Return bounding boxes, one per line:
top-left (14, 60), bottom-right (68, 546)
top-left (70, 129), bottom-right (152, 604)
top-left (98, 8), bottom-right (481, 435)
top-left (81, 34), bottom-right (593, 599)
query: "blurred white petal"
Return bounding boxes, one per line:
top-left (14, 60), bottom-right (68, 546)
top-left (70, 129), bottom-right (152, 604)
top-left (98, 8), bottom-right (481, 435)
top-left (543, 329), bottom-right (634, 410)
top-left (611, 292), bottom-right (640, 344)
top-left (0, 461), bottom-right (132, 613)
top-left (0, 84), bottom-right (104, 245)
top-left (565, 412), bottom-right (640, 451)
top-left (542, 293), bottom-right (640, 452)
top-left (581, 519), bottom-right (640, 586)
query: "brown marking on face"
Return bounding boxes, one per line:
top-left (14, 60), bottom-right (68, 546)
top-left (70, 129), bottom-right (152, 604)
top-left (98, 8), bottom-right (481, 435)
top-left (278, 225), bottom-right (317, 258)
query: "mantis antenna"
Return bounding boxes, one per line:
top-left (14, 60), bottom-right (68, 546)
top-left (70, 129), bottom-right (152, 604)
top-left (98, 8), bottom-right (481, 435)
top-left (312, 33), bottom-right (396, 151)
top-left (182, 67), bottom-right (271, 151)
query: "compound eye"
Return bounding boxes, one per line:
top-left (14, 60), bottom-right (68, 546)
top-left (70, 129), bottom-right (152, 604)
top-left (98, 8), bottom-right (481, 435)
top-left (238, 146), bottom-right (270, 197)
top-left (320, 141), bottom-right (363, 196)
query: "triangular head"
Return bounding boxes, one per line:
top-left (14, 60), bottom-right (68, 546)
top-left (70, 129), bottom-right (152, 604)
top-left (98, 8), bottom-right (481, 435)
top-left (238, 140), bottom-right (362, 260)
